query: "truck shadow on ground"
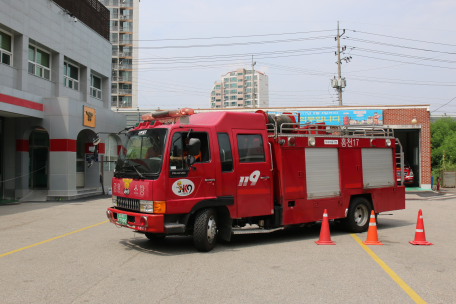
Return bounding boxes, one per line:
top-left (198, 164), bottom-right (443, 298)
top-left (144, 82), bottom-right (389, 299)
top-left (118, 218), bottom-right (412, 256)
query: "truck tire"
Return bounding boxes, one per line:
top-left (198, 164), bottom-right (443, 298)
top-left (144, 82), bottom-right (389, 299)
top-left (193, 208), bottom-right (218, 252)
top-left (344, 197), bottom-right (372, 233)
top-left (145, 233), bottom-right (166, 240)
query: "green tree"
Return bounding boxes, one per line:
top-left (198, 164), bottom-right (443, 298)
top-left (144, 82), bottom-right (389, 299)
top-left (431, 117), bottom-right (456, 169)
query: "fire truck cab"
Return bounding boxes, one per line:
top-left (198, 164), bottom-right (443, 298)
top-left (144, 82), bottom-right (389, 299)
top-left (106, 110), bottom-right (405, 252)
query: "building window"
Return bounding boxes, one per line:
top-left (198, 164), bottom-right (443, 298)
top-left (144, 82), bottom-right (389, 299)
top-left (224, 96), bottom-right (228, 100)
top-left (230, 83), bottom-right (237, 88)
top-left (216, 105), bottom-right (221, 108)
top-left (215, 85), bottom-right (221, 89)
top-left (223, 78), bottom-right (229, 82)
top-left (246, 82), bottom-right (251, 87)
top-left (245, 100), bottom-right (251, 105)
top-left (238, 91), bottom-right (243, 94)
top-left (217, 133), bottom-right (233, 172)
top-left (238, 104), bottom-right (243, 107)
top-left (230, 77), bottom-right (236, 82)
top-left (223, 84), bottom-right (229, 88)
top-left (230, 72), bottom-right (236, 76)
top-left (224, 102), bottom-right (229, 107)
top-left (211, 103), bottom-right (215, 108)
top-left (238, 79), bottom-right (243, 82)
top-left (237, 73), bottom-right (243, 76)
top-left (238, 85), bottom-right (243, 88)
top-left (90, 74), bottom-right (102, 99)
top-left (245, 94), bottom-right (251, 99)
top-left (230, 102), bottom-right (236, 106)
top-left (63, 62), bottom-right (79, 90)
top-left (216, 99), bottom-right (221, 102)
top-left (246, 88), bottom-right (251, 93)
top-left (28, 45), bottom-right (51, 80)
top-left (211, 91), bottom-right (215, 96)
top-left (0, 31), bottom-right (12, 66)
top-left (238, 98), bottom-right (243, 100)
top-left (230, 96), bottom-right (236, 100)
top-left (216, 93), bottom-right (221, 96)
top-left (211, 97), bottom-right (215, 101)
top-left (245, 76), bottom-right (251, 81)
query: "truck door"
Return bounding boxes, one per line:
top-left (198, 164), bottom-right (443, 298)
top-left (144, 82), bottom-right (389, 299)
top-left (232, 130), bottom-right (273, 217)
top-left (167, 130), bottom-right (216, 210)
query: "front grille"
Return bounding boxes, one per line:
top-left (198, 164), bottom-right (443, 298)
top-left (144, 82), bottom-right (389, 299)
top-left (117, 197), bottom-right (140, 211)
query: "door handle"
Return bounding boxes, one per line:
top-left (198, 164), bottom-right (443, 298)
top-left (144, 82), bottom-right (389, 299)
top-left (205, 179), bottom-right (215, 182)
top-left (260, 176), bottom-right (269, 180)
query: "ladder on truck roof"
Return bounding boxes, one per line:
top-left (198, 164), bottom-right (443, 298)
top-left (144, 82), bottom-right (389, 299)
top-left (268, 122), bottom-right (395, 139)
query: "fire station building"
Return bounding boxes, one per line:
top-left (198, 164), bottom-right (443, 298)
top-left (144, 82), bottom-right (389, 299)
top-left (0, 0), bottom-right (126, 201)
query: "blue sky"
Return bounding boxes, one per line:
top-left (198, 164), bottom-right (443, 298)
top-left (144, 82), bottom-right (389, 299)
top-left (136, 0), bottom-right (456, 115)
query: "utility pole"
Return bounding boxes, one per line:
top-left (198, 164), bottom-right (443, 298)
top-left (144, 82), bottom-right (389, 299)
top-left (337, 21), bottom-right (342, 106)
top-left (252, 55), bottom-right (256, 108)
top-left (331, 21), bottom-right (350, 106)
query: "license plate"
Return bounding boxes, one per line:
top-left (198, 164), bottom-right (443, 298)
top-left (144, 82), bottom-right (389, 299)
top-left (118, 213), bottom-right (127, 226)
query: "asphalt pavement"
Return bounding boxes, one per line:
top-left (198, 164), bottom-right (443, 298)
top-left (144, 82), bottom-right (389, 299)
top-left (0, 191), bottom-right (455, 303)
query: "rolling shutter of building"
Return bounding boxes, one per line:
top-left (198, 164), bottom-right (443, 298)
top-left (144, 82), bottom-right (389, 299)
top-left (362, 148), bottom-right (395, 188)
top-left (305, 148), bottom-right (340, 198)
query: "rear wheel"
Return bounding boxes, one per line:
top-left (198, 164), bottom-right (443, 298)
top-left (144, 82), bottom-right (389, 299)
top-left (145, 233), bottom-right (166, 241)
top-left (193, 208), bottom-right (218, 252)
top-left (343, 197), bottom-right (372, 233)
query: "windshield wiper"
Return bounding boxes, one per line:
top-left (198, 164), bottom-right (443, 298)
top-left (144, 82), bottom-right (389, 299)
top-left (126, 164), bottom-right (145, 179)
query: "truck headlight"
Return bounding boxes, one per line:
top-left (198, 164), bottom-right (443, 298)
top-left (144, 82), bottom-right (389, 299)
top-left (112, 195), bottom-right (117, 206)
top-left (140, 200), bottom-right (154, 213)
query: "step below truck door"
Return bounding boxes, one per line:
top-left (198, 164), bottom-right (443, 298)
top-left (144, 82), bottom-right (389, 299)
top-left (232, 130), bottom-right (273, 218)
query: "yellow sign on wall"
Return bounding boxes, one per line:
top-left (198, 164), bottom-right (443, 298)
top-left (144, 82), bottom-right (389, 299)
top-left (83, 106), bottom-right (96, 128)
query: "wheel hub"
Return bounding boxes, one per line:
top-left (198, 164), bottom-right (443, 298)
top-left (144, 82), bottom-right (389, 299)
top-left (207, 215), bottom-right (217, 243)
top-left (354, 205), bottom-right (368, 226)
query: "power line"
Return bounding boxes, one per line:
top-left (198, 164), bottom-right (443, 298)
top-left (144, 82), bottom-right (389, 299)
top-left (432, 97), bottom-right (456, 113)
top-left (134, 29), bottom-right (336, 41)
top-left (349, 30), bottom-right (456, 47)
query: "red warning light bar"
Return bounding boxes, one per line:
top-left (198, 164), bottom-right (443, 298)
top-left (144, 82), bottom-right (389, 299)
top-left (141, 108), bottom-right (194, 122)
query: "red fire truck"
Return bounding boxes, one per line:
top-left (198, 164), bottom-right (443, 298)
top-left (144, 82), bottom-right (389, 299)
top-left (104, 109), bottom-right (405, 252)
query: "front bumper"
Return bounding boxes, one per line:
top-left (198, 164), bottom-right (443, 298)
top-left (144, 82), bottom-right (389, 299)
top-left (107, 207), bottom-right (165, 233)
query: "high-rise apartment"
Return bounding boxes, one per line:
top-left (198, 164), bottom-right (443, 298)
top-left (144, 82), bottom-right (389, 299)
top-left (99, 0), bottom-right (139, 109)
top-left (210, 68), bottom-right (269, 108)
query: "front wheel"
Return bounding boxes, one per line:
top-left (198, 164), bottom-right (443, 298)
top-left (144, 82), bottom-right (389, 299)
top-left (343, 197), bottom-right (372, 233)
top-left (193, 208), bottom-right (218, 252)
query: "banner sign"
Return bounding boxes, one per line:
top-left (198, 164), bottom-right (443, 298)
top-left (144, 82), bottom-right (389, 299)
top-left (269, 109), bottom-right (383, 126)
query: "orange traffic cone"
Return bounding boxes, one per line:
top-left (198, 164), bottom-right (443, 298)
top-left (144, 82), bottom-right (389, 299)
top-left (315, 209), bottom-right (335, 245)
top-left (363, 211), bottom-right (383, 245)
top-left (409, 209), bottom-right (433, 245)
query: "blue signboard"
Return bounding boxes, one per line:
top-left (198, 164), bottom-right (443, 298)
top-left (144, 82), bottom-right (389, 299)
top-left (269, 110), bottom-right (383, 126)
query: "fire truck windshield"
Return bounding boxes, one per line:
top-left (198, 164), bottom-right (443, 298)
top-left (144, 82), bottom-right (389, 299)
top-left (115, 129), bottom-right (168, 178)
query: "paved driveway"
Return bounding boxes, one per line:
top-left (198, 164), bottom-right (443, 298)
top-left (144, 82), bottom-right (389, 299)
top-left (0, 192), bottom-right (454, 303)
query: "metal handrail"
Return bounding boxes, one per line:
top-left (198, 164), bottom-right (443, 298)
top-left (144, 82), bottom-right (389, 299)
top-left (396, 139), bottom-right (404, 186)
top-left (274, 123), bottom-right (395, 139)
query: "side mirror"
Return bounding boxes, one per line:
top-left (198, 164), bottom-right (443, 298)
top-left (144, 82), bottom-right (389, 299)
top-left (187, 138), bottom-right (201, 156)
top-left (186, 155), bottom-right (195, 167)
top-left (93, 135), bottom-right (101, 146)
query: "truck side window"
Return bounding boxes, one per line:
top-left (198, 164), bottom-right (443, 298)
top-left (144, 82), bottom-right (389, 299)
top-left (237, 134), bottom-right (265, 163)
top-left (217, 133), bottom-right (233, 172)
top-left (169, 131), bottom-right (210, 170)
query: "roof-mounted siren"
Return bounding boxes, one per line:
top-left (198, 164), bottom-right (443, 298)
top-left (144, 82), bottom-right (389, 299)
top-left (141, 108), bottom-right (195, 124)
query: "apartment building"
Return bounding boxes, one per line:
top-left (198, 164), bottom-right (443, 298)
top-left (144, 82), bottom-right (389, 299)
top-left (210, 68), bottom-right (269, 108)
top-left (0, 0), bottom-right (126, 201)
top-left (99, 0), bottom-right (139, 109)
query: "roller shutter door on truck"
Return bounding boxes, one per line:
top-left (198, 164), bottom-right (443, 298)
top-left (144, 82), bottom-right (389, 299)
top-left (305, 148), bottom-right (340, 198)
top-left (361, 148), bottom-right (395, 188)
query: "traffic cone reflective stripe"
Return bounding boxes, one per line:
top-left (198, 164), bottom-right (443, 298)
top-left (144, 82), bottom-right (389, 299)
top-left (315, 209), bottom-right (335, 245)
top-left (409, 209), bottom-right (433, 245)
top-left (363, 210), bottom-right (383, 245)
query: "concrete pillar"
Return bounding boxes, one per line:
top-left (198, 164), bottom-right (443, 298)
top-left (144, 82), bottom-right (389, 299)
top-left (52, 53), bottom-right (63, 97)
top-left (80, 65), bottom-right (90, 103)
top-left (13, 34), bottom-right (29, 92)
